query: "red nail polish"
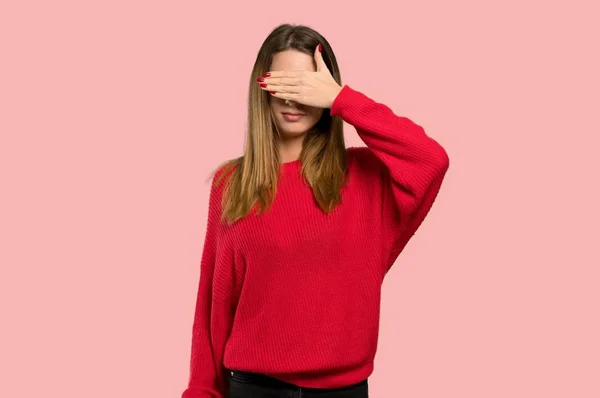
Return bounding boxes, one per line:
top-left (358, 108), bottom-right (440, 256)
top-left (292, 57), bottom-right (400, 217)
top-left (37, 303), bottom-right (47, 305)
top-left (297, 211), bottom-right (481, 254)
top-left (259, 83), bottom-right (267, 88)
top-left (318, 43), bottom-right (322, 52)
top-left (256, 77), bottom-right (264, 82)
top-left (270, 91), bottom-right (276, 94)
top-left (263, 72), bottom-right (270, 77)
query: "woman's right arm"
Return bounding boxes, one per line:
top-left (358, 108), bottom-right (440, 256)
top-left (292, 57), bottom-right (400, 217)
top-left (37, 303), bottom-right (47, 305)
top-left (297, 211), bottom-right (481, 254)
top-left (181, 170), bottom-right (229, 398)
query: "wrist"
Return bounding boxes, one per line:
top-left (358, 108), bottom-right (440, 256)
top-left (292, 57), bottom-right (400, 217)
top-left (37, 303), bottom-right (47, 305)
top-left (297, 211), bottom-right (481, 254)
top-left (329, 85), bottom-right (343, 108)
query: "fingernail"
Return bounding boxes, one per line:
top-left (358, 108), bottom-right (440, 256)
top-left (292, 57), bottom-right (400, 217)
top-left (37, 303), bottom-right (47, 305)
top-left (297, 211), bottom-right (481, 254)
top-left (259, 83), bottom-right (267, 88)
top-left (318, 43), bottom-right (322, 52)
top-left (270, 91), bottom-right (276, 94)
top-left (263, 72), bottom-right (271, 77)
top-left (256, 77), bottom-right (264, 82)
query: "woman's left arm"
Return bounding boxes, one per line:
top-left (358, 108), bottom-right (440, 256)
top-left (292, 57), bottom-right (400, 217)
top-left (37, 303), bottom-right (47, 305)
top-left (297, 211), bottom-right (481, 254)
top-left (331, 85), bottom-right (450, 273)
top-left (259, 46), bottom-right (450, 272)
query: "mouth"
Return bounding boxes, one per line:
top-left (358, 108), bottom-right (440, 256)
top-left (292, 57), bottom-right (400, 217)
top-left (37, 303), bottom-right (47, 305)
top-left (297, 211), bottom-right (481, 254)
top-left (281, 112), bottom-right (306, 122)
top-left (281, 111), bottom-right (306, 122)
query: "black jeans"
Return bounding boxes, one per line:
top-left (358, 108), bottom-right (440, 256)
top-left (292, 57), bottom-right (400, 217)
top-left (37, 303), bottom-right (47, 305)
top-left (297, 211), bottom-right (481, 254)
top-left (227, 370), bottom-right (369, 398)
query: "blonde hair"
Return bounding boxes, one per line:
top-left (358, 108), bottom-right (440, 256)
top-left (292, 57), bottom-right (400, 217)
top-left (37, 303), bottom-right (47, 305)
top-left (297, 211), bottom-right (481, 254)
top-left (214, 23), bottom-right (347, 224)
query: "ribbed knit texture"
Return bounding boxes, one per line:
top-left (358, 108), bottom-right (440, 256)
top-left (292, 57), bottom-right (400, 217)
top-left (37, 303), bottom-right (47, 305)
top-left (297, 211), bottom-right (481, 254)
top-left (181, 85), bottom-right (450, 398)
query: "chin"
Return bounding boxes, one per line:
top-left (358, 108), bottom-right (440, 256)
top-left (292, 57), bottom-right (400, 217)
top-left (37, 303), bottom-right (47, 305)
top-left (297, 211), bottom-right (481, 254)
top-left (277, 122), bottom-right (313, 138)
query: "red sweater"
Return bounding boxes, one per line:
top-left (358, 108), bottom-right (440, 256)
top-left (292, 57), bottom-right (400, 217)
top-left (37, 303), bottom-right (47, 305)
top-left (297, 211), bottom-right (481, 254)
top-left (181, 85), bottom-right (449, 398)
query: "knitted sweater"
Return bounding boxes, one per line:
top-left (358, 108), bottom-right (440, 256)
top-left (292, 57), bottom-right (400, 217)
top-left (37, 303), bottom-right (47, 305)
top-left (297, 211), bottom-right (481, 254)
top-left (181, 85), bottom-right (450, 398)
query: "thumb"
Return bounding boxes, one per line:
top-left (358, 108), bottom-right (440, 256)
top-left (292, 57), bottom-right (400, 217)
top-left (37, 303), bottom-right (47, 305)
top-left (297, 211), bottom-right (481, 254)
top-left (314, 43), bottom-right (328, 72)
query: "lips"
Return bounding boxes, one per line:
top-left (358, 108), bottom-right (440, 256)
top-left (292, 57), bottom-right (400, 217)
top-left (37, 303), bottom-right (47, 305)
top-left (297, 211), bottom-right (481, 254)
top-left (282, 112), bottom-right (305, 122)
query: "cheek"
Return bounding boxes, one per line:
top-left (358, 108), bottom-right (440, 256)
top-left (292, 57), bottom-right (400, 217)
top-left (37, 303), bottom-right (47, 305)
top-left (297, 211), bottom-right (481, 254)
top-left (308, 109), bottom-right (324, 123)
top-left (269, 100), bottom-right (279, 113)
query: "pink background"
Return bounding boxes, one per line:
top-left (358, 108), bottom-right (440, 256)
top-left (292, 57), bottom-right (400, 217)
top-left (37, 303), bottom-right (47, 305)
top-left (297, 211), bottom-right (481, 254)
top-left (2, 1), bottom-right (599, 397)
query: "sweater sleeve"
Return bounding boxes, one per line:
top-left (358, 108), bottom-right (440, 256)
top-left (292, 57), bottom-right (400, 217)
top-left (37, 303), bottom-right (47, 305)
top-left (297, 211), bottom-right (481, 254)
top-left (181, 170), bottom-right (230, 398)
top-left (330, 85), bottom-right (450, 273)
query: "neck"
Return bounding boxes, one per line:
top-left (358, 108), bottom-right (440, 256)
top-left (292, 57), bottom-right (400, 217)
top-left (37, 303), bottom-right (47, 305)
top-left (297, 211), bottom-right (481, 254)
top-left (278, 133), bottom-right (306, 163)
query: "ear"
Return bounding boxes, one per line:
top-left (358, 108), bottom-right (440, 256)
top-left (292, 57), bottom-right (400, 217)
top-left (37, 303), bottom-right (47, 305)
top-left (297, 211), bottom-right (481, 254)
top-left (314, 43), bottom-right (328, 72)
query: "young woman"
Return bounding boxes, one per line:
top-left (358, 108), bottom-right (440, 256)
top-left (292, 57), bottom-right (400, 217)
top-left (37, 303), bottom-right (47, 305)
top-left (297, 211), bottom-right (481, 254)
top-left (181, 24), bottom-right (450, 398)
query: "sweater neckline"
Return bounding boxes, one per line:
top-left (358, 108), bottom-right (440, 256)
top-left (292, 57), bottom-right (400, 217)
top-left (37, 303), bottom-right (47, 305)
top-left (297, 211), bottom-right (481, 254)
top-left (282, 158), bottom-right (301, 169)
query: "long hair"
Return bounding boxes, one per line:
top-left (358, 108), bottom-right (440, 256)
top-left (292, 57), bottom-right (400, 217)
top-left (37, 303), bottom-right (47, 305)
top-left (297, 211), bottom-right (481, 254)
top-left (214, 23), bottom-right (347, 224)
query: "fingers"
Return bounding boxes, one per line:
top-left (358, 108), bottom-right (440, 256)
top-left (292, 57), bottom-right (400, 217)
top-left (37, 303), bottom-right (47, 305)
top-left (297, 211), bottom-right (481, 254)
top-left (255, 77), bottom-right (301, 99)
top-left (269, 91), bottom-right (301, 101)
top-left (256, 75), bottom-right (301, 96)
top-left (313, 43), bottom-right (326, 72)
top-left (257, 76), bottom-right (300, 86)
top-left (260, 71), bottom-right (304, 78)
top-left (258, 84), bottom-right (300, 93)
top-left (257, 80), bottom-right (301, 94)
